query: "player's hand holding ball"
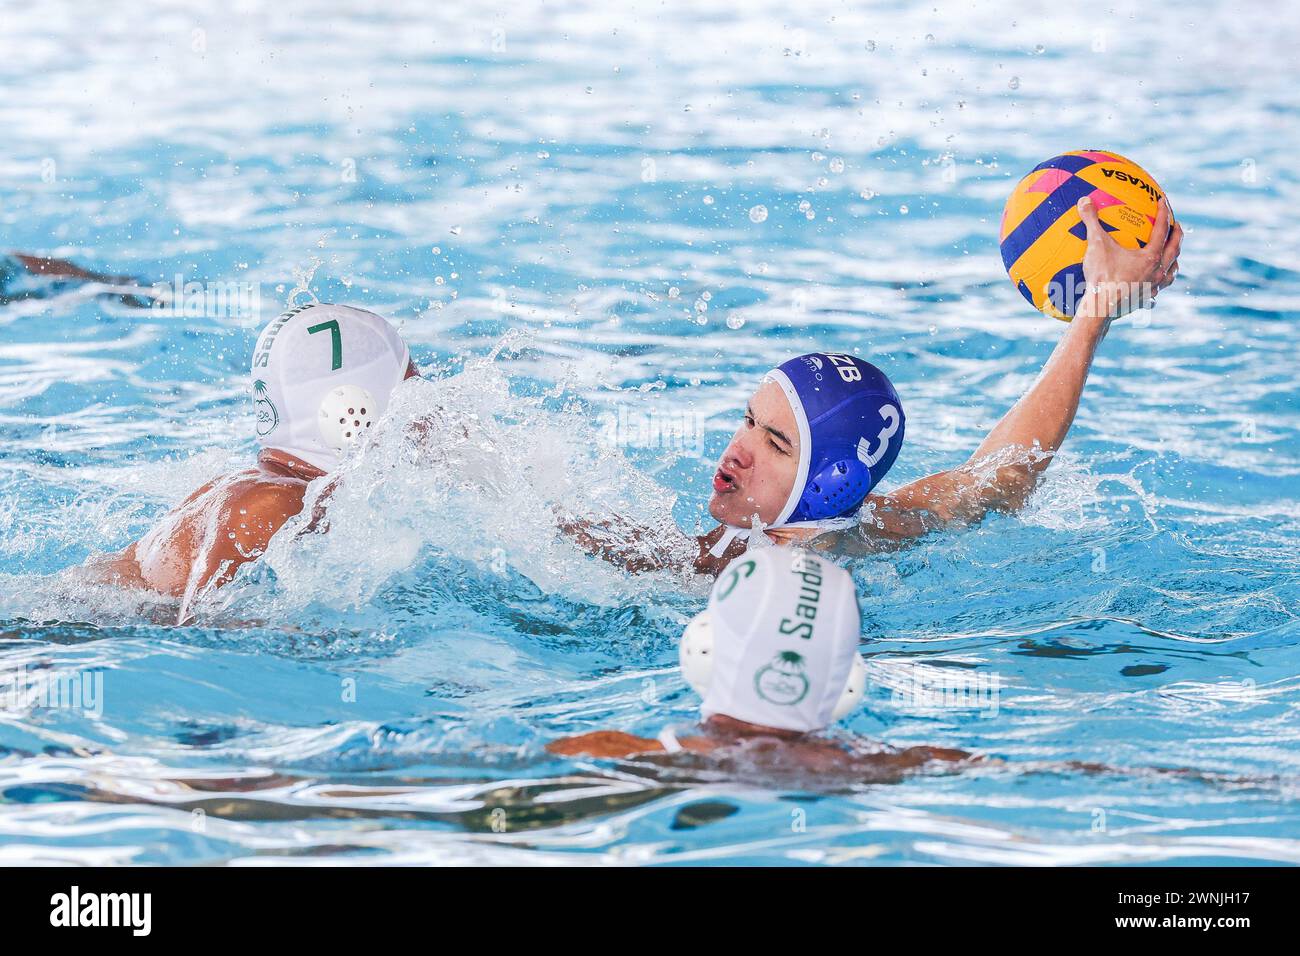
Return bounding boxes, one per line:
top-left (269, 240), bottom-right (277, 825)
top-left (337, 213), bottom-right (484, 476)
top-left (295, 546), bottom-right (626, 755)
top-left (1000, 150), bottom-right (1184, 322)
top-left (1077, 194), bottom-right (1183, 320)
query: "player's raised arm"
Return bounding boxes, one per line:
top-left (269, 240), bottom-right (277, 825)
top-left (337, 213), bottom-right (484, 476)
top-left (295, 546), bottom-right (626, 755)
top-left (861, 197), bottom-right (1183, 542)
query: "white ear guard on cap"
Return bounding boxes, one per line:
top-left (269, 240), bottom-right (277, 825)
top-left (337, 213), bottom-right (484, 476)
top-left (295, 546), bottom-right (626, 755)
top-left (680, 608), bottom-right (867, 722)
top-left (318, 384), bottom-right (379, 452)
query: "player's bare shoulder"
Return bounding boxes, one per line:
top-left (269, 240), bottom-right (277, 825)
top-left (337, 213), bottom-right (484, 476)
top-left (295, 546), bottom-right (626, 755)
top-left (125, 468), bottom-right (308, 596)
top-left (223, 468), bottom-right (312, 538)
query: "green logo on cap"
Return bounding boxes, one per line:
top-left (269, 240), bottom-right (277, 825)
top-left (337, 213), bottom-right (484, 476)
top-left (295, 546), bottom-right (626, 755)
top-left (754, 651), bottom-right (810, 706)
top-left (253, 379), bottom-right (279, 437)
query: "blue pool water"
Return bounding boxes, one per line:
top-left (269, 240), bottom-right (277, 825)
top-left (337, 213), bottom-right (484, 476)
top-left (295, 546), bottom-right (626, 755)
top-left (1, 0), bottom-right (1298, 864)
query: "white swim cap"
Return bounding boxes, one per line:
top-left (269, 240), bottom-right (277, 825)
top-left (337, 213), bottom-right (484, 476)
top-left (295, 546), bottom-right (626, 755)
top-left (682, 547), bottom-right (866, 733)
top-left (250, 303), bottom-right (410, 472)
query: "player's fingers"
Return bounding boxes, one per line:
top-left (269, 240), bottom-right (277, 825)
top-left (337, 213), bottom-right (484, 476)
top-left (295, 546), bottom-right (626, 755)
top-left (1160, 220), bottom-right (1184, 273)
top-left (1158, 261), bottom-right (1179, 289)
top-left (1146, 197), bottom-right (1172, 261)
top-left (1076, 196), bottom-right (1106, 241)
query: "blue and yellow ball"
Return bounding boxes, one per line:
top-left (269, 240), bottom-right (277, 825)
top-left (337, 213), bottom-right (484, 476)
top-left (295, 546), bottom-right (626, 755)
top-left (1000, 149), bottom-right (1167, 320)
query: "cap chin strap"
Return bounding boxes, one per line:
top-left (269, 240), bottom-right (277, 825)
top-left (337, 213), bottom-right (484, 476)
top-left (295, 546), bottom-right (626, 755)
top-left (656, 726), bottom-right (684, 753)
top-left (707, 520), bottom-right (764, 559)
top-left (706, 514), bottom-right (858, 558)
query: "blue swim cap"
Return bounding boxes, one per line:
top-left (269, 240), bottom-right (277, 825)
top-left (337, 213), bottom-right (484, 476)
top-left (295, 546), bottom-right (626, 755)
top-left (765, 353), bottom-right (905, 525)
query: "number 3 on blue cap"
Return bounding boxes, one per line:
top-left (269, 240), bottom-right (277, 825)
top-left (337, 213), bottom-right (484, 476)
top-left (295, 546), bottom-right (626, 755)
top-left (857, 404), bottom-right (901, 468)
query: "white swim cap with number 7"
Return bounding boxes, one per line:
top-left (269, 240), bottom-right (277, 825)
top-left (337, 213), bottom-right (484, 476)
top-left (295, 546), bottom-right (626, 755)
top-left (250, 303), bottom-right (410, 473)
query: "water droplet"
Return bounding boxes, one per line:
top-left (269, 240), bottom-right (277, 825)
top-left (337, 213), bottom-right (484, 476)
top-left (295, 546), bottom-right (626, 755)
top-left (668, 286), bottom-right (680, 299)
top-left (811, 152), bottom-right (825, 163)
top-left (899, 204), bottom-right (909, 214)
top-left (694, 298), bottom-right (708, 313)
top-left (828, 157), bottom-right (845, 173)
top-left (435, 276), bottom-right (445, 285)
top-left (1008, 76), bottom-right (1020, 90)
top-left (859, 189), bottom-right (876, 200)
top-left (798, 199), bottom-right (812, 212)
top-left (865, 40), bottom-right (876, 51)
top-left (703, 195), bottom-right (714, 205)
top-left (585, 86), bottom-right (593, 94)
top-left (748, 204), bottom-right (768, 223)
top-left (726, 314), bottom-right (746, 330)
top-left (449, 226), bottom-right (462, 236)
top-left (1034, 43), bottom-right (1045, 54)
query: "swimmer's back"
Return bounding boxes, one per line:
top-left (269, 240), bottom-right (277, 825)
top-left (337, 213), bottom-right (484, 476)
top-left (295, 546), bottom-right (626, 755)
top-left (101, 461), bottom-right (311, 600)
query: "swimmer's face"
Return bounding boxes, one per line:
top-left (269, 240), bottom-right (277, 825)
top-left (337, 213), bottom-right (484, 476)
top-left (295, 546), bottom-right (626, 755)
top-left (709, 379), bottom-right (799, 528)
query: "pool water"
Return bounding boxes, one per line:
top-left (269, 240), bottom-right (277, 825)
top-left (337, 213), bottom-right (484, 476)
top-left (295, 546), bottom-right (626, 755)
top-left (1, 0), bottom-right (1298, 865)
